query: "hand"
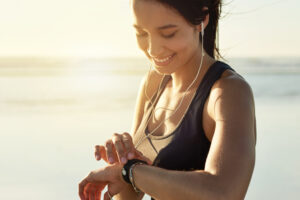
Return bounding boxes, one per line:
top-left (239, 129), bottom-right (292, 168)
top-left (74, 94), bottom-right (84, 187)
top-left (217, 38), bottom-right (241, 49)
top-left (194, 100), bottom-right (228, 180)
top-left (79, 163), bottom-right (125, 200)
top-left (95, 132), bottom-right (152, 165)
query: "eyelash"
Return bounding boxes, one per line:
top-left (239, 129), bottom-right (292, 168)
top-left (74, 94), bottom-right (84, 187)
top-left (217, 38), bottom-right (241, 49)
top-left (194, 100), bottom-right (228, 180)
top-left (136, 32), bottom-right (176, 39)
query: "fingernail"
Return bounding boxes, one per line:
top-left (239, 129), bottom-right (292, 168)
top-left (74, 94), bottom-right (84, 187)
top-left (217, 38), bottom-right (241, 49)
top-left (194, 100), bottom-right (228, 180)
top-left (128, 152), bottom-right (134, 159)
top-left (95, 155), bottom-right (100, 160)
top-left (121, 157), bottom-right (127, 164)
top-left (108, 157), bottom-right (114, 163)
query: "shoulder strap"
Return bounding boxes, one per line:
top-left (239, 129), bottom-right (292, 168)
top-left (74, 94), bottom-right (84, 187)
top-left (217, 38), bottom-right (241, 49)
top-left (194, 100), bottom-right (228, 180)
top-left (194, 61), bottom-right (235, 102)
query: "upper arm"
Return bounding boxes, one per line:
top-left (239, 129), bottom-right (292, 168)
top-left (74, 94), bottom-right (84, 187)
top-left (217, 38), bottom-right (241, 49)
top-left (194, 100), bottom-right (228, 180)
top-left (204, 75), bottom-right (256, 199)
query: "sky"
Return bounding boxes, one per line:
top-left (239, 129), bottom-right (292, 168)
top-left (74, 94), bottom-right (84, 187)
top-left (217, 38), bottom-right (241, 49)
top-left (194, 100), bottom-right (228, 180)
top-left (0, 0), bottom-right (299, 58)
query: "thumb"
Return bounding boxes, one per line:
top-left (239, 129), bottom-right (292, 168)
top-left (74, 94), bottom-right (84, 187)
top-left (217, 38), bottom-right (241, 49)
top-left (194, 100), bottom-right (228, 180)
top-left (134, 149), bottom-right (152, 165)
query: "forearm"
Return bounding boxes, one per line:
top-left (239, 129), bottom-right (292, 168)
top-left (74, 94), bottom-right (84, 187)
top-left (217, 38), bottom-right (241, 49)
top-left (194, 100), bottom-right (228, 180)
top-left (133, 165), bottom-right (227, 200)
top-left (114, 184), bottom-right (144, 200)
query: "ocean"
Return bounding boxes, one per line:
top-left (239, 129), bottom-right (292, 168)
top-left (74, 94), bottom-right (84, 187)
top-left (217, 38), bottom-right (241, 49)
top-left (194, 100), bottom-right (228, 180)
top-left (0, 57), bottom-right (299, 199)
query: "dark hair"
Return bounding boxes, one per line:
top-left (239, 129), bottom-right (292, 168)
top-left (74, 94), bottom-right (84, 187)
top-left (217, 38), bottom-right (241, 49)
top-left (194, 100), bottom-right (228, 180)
top-left (155, 0), bottom-right (222, 59)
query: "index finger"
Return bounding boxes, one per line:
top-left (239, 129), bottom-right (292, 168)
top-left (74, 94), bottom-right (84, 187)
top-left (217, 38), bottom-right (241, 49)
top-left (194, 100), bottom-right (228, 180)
top-left (79, 178), bottom-right (89, 200)
top-left (122, 132), bottom-right (135, 159)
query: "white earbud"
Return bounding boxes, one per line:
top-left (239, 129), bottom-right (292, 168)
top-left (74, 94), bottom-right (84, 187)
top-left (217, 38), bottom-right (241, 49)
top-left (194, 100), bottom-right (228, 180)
top-left (201, 21), bottom-right (204, 37)
top-left (201, 21), bottom-right (205, 57)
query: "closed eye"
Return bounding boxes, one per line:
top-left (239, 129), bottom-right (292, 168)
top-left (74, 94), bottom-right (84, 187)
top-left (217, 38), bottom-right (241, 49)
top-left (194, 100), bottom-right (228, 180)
top-left (164, 32), bottom-right (176, 38)
top-left (136, 32), bottom-right (177, 39)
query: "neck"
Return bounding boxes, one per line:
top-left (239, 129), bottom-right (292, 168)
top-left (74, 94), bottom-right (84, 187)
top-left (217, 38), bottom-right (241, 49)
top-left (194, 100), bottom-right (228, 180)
top-left (169, 47), bottom-right (216, 94)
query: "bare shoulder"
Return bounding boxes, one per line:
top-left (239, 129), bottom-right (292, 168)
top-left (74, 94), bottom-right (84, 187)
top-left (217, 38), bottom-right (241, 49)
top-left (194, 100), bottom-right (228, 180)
top-left (210, 69), bottom-right (255, 112)
top-left (130, 69), bottom-right (164, 135)
top-left (137, 69), bottom-right (164, 106)
top-left (206, 68), bottom-right (256, 128)
top-left (143, 69), bottom-right (165, 101)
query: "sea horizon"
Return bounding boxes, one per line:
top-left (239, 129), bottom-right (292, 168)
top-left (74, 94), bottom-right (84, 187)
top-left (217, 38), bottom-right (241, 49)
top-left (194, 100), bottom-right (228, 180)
top-left (0, 55), bottom-right (299, 199)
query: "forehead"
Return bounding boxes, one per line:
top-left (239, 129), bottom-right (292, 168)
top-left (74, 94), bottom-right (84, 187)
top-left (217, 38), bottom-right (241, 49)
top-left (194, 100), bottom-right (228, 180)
top-left (131, 0), bottom-right (187, 30)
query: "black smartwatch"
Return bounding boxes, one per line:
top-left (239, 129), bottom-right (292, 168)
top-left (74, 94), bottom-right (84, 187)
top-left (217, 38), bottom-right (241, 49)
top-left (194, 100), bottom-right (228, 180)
top-left (122, 159), bottom-right (147, 184)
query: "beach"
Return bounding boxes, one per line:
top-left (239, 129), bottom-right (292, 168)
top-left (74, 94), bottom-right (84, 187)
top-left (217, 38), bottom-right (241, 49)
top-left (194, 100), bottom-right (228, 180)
top-left (0, 57), bottom-right (299, 199)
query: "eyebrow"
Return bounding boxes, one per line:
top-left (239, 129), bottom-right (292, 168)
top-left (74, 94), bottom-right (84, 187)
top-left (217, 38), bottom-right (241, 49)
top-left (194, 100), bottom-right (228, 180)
top-left (133, 24), bottom-right (178, 30)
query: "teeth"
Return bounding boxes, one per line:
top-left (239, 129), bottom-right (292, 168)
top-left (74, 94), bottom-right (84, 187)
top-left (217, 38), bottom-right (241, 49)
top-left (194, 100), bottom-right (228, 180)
top-left (154, 55), bottom-right (173, 62)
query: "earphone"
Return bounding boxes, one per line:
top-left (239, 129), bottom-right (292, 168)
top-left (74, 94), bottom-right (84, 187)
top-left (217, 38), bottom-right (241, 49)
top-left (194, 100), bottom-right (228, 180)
top-left (201, 21), bottom-right (205, 57)
top-left (201, 21), bottom-right (204, 37)
top-left (135, 20), bottom-right (206, 149)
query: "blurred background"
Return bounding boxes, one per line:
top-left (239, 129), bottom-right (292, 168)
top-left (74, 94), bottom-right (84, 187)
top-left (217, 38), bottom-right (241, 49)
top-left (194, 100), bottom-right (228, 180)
top-left (0, 0), bottom-right (299, 199)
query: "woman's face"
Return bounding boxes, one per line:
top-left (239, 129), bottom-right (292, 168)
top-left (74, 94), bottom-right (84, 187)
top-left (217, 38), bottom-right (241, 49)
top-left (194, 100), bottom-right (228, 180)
top-left (131, 0), bottom-right (201, 75)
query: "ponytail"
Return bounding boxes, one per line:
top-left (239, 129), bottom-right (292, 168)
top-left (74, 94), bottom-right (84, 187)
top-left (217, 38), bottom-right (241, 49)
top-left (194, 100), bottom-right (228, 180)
top-left (203, 0), bottom-right (222, 59)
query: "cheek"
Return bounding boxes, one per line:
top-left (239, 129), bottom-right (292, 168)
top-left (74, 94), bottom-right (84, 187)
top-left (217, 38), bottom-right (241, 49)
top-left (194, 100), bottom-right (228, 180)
top-left (170, 30), bottom-right (198, 53)
top-left (136, 38), bottom-right (147, 51)
top-left (136, 38), bottom-right (152, 60)
top-left (169, 38), bottom-right (190, 52)
top-left (171, 34), bottom-right (198, 59)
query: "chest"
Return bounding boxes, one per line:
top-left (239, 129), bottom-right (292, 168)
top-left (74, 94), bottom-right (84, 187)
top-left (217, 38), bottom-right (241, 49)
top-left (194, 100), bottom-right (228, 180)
top-left (146, 86), bottom-right (215, 141)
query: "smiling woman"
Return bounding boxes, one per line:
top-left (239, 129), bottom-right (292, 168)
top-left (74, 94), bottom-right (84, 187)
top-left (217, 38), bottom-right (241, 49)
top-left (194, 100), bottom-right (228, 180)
top-left (79, 0), bottom-right (256, 200)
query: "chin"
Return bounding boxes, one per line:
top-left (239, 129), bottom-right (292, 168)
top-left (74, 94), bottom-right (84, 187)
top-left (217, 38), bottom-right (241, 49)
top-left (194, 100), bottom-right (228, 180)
top-left (152, 64), bottom-right (176, 75)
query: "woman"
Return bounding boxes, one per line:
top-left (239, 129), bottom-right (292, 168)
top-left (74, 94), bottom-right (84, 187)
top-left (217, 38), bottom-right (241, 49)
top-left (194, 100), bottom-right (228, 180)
top-left (79, 0), bottom-right (256, 199)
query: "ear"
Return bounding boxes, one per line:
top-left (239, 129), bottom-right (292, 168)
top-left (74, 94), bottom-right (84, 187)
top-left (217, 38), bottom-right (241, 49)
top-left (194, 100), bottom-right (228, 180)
top-left (195, 7), bottom-right (209, 33)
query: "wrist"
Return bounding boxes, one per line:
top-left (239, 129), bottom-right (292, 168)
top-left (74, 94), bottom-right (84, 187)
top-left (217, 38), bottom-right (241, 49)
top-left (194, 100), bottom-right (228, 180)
top-left (121, 159), bottom-right (148, 192)
top-left (129, 162), bottom-right (146, 193)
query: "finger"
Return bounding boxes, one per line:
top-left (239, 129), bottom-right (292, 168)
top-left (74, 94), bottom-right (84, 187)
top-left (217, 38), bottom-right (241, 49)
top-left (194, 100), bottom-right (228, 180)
top-left (79, 171), bottom-right (97, 200)
top-left (95, 189), bottom-right (101, 200)
top-left (91, 184), bottom-right (98, 200)
top-left (94, 145), bottom-right (101, 161)
top-left (98, 144), bottom-right (116, 164)
top-left (89, 183), bottom-right (106, 200)
top-left (92, 186), bottom-right (101, 200)
top-left (112, 133), bottom-right (127, 164)
top-left (135, 149), bottom-right (144, 159)
top-left (79, 178), bottom-right (89, 200)
top-left (90, 191), bottom-right (95, 200)
top-left (104, 191), bottom-right (113, 200)
top-left (86, 183), bottom-right (96, 200)
top-left (135, 149), bottom-right (152, 165)
top-left (100, 146), bottom-right (108, 162)
top-left (122, 132), bottom-right (135, 159)
top-left (95, 145), bottom-right (107, 161)
top-left (87, 183), bottom-right (101, 200)
top-left (105, 139), bottom-right (116, 164)
top-left (103, 192), bottom-right (108, 200)
top-left (84, 183), bottom-right (92, 200)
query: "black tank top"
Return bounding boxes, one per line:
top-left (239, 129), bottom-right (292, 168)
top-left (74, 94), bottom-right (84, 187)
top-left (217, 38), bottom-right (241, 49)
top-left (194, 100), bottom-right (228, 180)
top-left (132, 61), bottom-right (235, 200)
top-left (148, 61), bottom-right (235, 200)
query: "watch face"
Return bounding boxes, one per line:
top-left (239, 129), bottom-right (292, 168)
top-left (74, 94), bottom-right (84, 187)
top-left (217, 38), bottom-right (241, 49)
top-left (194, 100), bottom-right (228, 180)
top-left (122, 168), bottom-right (126, 176)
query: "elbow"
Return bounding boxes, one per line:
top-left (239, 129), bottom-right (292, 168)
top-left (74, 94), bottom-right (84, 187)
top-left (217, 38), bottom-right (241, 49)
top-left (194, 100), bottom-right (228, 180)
top-left (210, 189), bottom-right (231, 200)
top-left (214, 188), bottom-right (246, 200)
top-left (198, 184), bottom-right (246, 200)
top-left (203, 193), bottom-right (240, 200)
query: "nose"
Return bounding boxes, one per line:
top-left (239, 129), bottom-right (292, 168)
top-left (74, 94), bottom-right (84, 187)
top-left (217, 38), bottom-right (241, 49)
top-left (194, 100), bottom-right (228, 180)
top-left (147, 36), bottom-right (163, 58)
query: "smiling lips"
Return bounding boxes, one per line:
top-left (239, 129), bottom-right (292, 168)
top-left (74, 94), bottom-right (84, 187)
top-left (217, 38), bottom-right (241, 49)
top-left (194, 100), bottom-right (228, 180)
top-left (153, 53), bottom-right (175, 66)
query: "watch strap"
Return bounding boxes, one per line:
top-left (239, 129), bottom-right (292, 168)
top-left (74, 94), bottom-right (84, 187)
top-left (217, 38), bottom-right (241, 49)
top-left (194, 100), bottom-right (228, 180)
top-left (122, 159), bottom-right (147, 184)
